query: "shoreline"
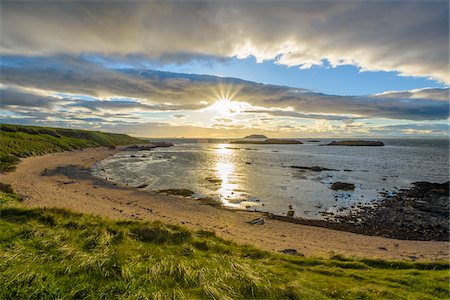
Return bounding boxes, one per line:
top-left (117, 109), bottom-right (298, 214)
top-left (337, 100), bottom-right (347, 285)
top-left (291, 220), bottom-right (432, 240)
top-left (1, 147), bottom-right (448, 261)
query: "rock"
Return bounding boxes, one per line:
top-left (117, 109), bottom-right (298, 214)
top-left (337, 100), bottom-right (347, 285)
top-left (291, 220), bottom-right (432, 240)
top-left (136, 183), bottom-right (148, 189)
top-left (156, 189), bottom-right (195, 197)
top-left (287, 210), bottom-right (295, 217)
top-left (149, 141), bottom-right (174, 148)
top-left (124, 142), bottom-right (173, 151)
top-left (290, 165), bottom-right (338, 172)
top-left (325, 140), bottom-right (384, 146)
top-left (205, 177), bottom-right (222, 184)
top-left (125, 145), bottom-right (156, 151)
top-left (306, 140), bottom-right (321, 143)
top-left (377, 247), bottom-right (388, 251)
top-left (247, 217), bottom-right (265, 225)
top-left (331, 182), bottom-right (355, 190)
top-left (280, 249), bottom-right (304, 256)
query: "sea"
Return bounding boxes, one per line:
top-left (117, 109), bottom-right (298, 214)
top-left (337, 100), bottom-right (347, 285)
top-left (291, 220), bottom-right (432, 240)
top-left (91, 138), bottom-right (449, 219)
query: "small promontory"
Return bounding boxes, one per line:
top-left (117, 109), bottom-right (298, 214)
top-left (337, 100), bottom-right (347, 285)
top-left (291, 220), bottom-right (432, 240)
top-left (325, 140), bottom-right (384, 146)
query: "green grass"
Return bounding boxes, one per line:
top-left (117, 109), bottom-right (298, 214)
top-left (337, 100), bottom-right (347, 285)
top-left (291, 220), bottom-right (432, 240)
top-left (0, 123), bottom-right (145, 172)
top-left (1, 191), bottom-right (448, 299)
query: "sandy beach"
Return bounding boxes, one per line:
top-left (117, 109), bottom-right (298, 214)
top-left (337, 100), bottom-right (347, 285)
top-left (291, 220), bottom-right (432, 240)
top-left (1, 147), bottom-right (448, 261)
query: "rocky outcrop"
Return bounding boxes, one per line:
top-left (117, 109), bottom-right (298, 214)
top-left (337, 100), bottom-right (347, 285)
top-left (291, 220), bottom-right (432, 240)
top-left (325, 140), bottom-right (384, 146)
top-left (156, 189), bottom-right (195, 197)
top-left (290, 165), bottom-right (338, 172)
top-left (334, 181), bottom-right (449, 241)
top-left (124, 142), bottom-right (174, 151)
top-left (331, 182), bottom-right (355, 190)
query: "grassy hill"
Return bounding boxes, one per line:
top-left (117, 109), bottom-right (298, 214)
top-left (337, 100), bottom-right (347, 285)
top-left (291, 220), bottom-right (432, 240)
top-left (0, 124), bottom-right (145, 172)
top-left (0, 191), bottom-right (448, 299)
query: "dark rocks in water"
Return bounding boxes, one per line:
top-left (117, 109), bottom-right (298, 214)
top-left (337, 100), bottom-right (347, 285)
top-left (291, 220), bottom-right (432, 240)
top-left (331, 182), bottom-right (355, 190)
top-left (125, 145), bottom-right (155, 151)
top-left (287, 210), bottom-right (295, 217)
top-left (290, 165), bottom-right (338, 172)
top-left (306, 140), bottom-right (321, 143)
top-left (231, 139), bottom-right (302, 145)
top-left (247, 217), bottom-right (265, 225)
top-left (130, 155), bottom-right (137, 158)
top-left (245, 162), bottom-right (252, 165)
top-left (150, 141), bottom-right (174, 148)
top-left (325, 140), bottom-right (384, 146)
top-left (136, 183), bottom-right (148, 189)
top-left (205, 177), bottom-right (222, 184)
top-left (124, 142), bottom-right (174, 151)
top-left (156, 189), bottom-right (195, 197)
top-left (244, 134), bottom-right (268, 139)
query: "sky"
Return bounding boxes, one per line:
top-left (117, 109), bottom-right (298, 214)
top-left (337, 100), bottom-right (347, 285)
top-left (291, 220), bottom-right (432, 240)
top-left (0, 1), bottom-right (449, 138)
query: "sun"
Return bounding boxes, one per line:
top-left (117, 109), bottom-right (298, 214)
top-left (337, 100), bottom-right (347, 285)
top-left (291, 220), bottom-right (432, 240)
top-left (213, 98), bottom-right (233, 115)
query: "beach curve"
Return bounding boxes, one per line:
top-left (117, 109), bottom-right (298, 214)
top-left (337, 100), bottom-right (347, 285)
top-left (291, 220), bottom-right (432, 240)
top-left (1, 147), bottom-right (448, 261)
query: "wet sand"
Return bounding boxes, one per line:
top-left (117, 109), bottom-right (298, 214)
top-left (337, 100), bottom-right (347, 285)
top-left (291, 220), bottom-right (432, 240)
top-left (1, 147), bottom-right (448, 261)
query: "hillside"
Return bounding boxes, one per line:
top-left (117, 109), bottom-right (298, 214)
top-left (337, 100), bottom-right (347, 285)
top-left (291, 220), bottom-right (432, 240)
top-left (0, 124), bottom-right (145, 172)
top-left (0, 190), bottom-right (448, 299)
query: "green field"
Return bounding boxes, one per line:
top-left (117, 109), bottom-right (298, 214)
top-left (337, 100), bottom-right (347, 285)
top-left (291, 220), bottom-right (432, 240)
top-left (0, 191), bottom-right (448, 299)
top-left (0, 124), bottom-right (145, 172)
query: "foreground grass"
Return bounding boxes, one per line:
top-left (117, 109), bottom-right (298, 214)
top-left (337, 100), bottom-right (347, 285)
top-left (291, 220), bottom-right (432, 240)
top-left (0, 123), bottom-right (145, 172)
top-left (0, 192), bottom-right (448, 299)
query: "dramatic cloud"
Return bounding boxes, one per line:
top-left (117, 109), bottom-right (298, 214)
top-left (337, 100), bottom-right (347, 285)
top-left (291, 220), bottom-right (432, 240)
top-left (1, 1), bottom-right (448, 82)
top-left (1, 57), bottom-right (448, 121)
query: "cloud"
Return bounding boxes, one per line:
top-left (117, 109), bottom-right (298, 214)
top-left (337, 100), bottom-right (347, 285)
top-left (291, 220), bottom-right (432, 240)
top-left (1, 1), bottom-right (448, 82)
top-left (243, 109), bottom-right (360, 121)
top-left (2, 56), bottom-right (448, 121)
top-left (370, 123), bottom-right (449, 136)
top-left (0, 86), bottom-right (59, 108)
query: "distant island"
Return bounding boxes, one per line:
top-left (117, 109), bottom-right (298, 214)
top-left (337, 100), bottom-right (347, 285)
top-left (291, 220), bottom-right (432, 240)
top-left (325, 140), bottom-right (384, 146)
top-left (231, 138), bottom-right (302, 145)
top-left (244, 134), bottom-right (268, 139)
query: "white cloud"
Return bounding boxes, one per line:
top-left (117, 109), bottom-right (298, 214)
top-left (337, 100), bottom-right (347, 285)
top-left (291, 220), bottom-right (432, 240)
top-left (1, 1), bottom-right (448, 82)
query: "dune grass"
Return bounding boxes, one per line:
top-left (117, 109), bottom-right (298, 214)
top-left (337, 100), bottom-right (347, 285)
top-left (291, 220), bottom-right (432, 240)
top-left (0, 123), bottom-right (145, 172)
top-left (1, 191), bottom-right (448, 299)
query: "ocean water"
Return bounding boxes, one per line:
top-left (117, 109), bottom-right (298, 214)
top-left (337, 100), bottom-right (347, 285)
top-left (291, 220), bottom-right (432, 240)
top-left (92, 139), bottom-right (449, 219)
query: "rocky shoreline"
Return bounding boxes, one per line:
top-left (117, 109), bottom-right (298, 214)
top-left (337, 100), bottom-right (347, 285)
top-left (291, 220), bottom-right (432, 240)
top-left (267, 181), bottom-right (449, 242)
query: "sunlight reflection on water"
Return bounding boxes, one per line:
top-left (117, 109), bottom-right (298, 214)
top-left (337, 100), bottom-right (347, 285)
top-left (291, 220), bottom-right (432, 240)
top-left (214, 144), bottom-right (240, 207)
